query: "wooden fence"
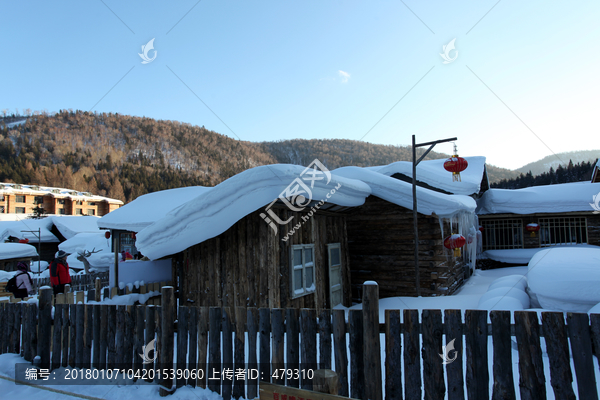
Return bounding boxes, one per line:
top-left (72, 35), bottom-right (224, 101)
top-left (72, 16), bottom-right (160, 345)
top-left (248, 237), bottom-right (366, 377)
top-left (1, 284), bottom-right (600, 400)
top-left (33, 271), bottom-right (110, 292)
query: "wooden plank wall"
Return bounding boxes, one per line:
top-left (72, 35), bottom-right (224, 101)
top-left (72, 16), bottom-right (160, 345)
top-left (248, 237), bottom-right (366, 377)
top-left (181, 207), bottom-right (351, 310)
top-left (346, 196), bottom-right (462, 299)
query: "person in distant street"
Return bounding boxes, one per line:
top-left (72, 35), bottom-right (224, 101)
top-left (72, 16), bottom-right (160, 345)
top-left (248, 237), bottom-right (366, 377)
top-left (14, 262), bottom-right (34, 299)
top-left (121, 250), bottom-right (133, 261)
top-left (50, 250), bottom-right (72, 296)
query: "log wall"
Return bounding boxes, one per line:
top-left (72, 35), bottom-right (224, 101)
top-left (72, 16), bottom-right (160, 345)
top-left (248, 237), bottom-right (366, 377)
top-left (346, 196), bottom-right (464, 299)
top-left (181, 207), bottom-right (351, 309)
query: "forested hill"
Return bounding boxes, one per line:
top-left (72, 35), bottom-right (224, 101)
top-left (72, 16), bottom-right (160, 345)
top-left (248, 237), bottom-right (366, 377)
top-left (0, 110), bottom-right (517, 203)
top-left (491, 159), bottom-right (596, 189)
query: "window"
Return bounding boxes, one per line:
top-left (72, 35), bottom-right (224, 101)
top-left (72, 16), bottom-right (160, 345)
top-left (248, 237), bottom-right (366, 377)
top-left (76, 200), bottom-right (83, 205)
top-left (58, 208), bottom-right (65, 215)
top-left (328, 243), bottom-right (343, 307)
top-left (481, 219), bottom-right (523, 250)
top-left (0, 195), bottom-right (4, 201)
top-left (34, 196), bottom-right (43, 205)
top-left (539, 217), bottom-right (587, 246)
top-left (16, 207), bottom-right (26, 214)
top-left (16, 195), bottom-right (25, 203)
top-left (76, 209), bottom-right (83, 215)
top-left (87, 209), bottom-right (96, 216)
top-left (291, 244), bottom-right (315, 297)
top-left (0, 206), bottom-right (4, 213)
top-left (88, 202), bottom-right (96, 206)
top-left (57, 199), bottom-right (65, 205)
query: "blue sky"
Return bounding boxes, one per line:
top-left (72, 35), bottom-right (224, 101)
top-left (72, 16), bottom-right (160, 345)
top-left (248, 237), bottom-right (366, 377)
top-left (1, 0), bottom-right (599, 170)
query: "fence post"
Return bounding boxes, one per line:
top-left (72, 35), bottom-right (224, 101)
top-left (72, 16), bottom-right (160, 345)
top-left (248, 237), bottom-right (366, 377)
top-left (95, 278), bottom-right (101, 302)
top-left (363, 281), bottom-right (382, 400)
top-left (38, 287), bottom-right (52, 369)
top-left (159, 286), bottom-right (175, 397)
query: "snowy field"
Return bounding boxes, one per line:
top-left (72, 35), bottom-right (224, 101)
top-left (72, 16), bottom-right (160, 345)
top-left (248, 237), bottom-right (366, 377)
top-left (1, 265), bottom-right (599, 399)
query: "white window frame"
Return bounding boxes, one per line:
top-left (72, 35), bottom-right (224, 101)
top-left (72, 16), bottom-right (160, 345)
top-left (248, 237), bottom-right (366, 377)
top-left (539, 217), bottom-right (587, 247)
top-left (290, 244), bottom-right (315, 298)
top-left (481, 219), bottom-right (524, 251)
top-left (328, 243), bottom-right (343, 308)
top-left (15, 195), bottom-right (25, 203)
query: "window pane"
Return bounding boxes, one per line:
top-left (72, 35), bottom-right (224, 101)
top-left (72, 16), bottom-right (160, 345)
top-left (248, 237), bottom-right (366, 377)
top-left (331, 268), bottom-right (341, 286)
top-left (293, 249), bottom-right (302, 266)
top-left (304, 248), bottom-right (313, 264)
top-left (305, 266), bottom-right (314, 289)
top-left (330, 247), bottom-right (340, 266)
top-left (294, 269), bottom-right (303, 291)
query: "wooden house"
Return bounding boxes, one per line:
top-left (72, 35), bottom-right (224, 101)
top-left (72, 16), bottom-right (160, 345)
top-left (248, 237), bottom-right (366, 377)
top-left (134, 161), bottom-right (483, 308)
top-left (476, 181), bottom-right (600, 267)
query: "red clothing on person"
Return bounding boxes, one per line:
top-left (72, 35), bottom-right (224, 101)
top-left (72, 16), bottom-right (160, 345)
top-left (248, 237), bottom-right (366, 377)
top-left (50, 258), bottom-right (72, 287)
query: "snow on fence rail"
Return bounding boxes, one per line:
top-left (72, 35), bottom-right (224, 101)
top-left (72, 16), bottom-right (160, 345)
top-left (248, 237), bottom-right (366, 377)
top-left (1, 285), bottom-right (599, 400)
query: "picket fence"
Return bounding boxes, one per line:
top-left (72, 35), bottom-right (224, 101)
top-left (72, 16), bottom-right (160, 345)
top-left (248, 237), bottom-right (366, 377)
top-left (33, 272), bottom-right (110, 293)
top-left (1, 285), bottom-right (599, 400)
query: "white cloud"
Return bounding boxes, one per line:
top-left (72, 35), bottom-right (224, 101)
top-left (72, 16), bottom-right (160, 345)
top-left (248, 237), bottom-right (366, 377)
top-left (338, 70), bottom-right (350, 83)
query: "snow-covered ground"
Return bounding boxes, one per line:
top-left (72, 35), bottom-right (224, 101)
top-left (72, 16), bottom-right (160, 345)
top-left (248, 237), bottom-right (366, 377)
top-left (1, 265), bottom-right (599, 399)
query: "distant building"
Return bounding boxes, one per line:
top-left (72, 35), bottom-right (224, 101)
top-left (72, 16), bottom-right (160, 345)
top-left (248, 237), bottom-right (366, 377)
top-left (0, 183), bottom-right (123, 220)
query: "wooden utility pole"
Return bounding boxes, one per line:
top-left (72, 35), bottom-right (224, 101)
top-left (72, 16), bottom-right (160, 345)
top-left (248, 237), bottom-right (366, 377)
top-left (412, 135), bottom-right (457, 296)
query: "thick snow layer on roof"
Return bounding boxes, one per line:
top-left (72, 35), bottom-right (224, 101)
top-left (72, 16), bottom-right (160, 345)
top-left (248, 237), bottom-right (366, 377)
top-left (477, 182), bottom-right (600, 214)
top-left (98, 186), bottom-right (212, 231)
top-left (50, 215), bottom-right (102, 239)
top-left (480, 244), bottom-right (599, 264)
top-left (136, 164), bottom-right (372, 260)
top-left (0, 218), bottom-right (59, 243)
top-left (333, 166), bottom-right (476, 217)
top-left (0, 243), bottom-right (38, 260)
top-left (528, 247), bottom-right (600, 312)
top-left (370, 156), bottom-right (486, 196)
top-left (59, 232), bottom-right (111, 254)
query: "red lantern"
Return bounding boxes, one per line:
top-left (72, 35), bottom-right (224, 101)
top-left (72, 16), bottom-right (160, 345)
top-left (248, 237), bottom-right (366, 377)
top-left (132, 232), bottom-right (136, 240)
top-left (18, 238), bottom-right (29, 244)
top-left (443, 156), bottom-right (468, 182)
top-left (444, 234), bottom-right (466, 257)
top-left (105, 231), bottom-right (111, 239)
top-left (526, 223), bottom-right (540, 237)
top-left (478, 226), bottom-right (484, 232)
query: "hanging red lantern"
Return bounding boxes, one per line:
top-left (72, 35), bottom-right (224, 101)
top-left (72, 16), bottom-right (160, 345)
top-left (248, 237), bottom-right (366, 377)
top-left (526, 223), bottom-right (540, 237)
top-left (443, 144), bottom-right (468, 182)
top-left (132, 232), bottom-right (136, 240)
top-left (443, 156), bottom-right (468, 182)
top-left (444, 234), bottom-right (466, 257)
top-left (18, 238), bottom-right (29, 244)
top-left (478, 226), bottom-right (484, 232)
top-left (105, 231), bottom-right (111, 239)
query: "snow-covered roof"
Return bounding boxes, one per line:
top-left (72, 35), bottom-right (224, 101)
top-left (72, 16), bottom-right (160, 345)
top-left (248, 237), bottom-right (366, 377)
top-left (0, 182), bottom-right (123, 204)
top-left (477, 182), bottom-right (600, 215)
top-left (98, 186), bottom-right (213, 232)
top-left (0, 217), bottom-right (59, 243)
top-left (332, 166), bottom-right (476, 217)
top-left (369, 156), bottom-right (487, 196)
top-left (0, 243), bottom-right (38, 260)
top-left (136, 163), bottom-right (476, 260)
top-left (50, 215), bottom-right (102, 239)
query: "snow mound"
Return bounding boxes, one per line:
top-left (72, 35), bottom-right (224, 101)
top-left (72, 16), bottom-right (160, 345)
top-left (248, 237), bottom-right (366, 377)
top-left (488, 275), bottom-right (528, 292)
top-left (478, 296), bottom-right (524, 312)
top-left (478, 287), bottom-right (530, 309)
top-left (528, 247), bottom-right (600, 312)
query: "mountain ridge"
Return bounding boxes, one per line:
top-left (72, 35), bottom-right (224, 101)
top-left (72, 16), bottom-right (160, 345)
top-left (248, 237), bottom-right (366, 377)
top-left (0, 110), bottom-right (519, 202)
